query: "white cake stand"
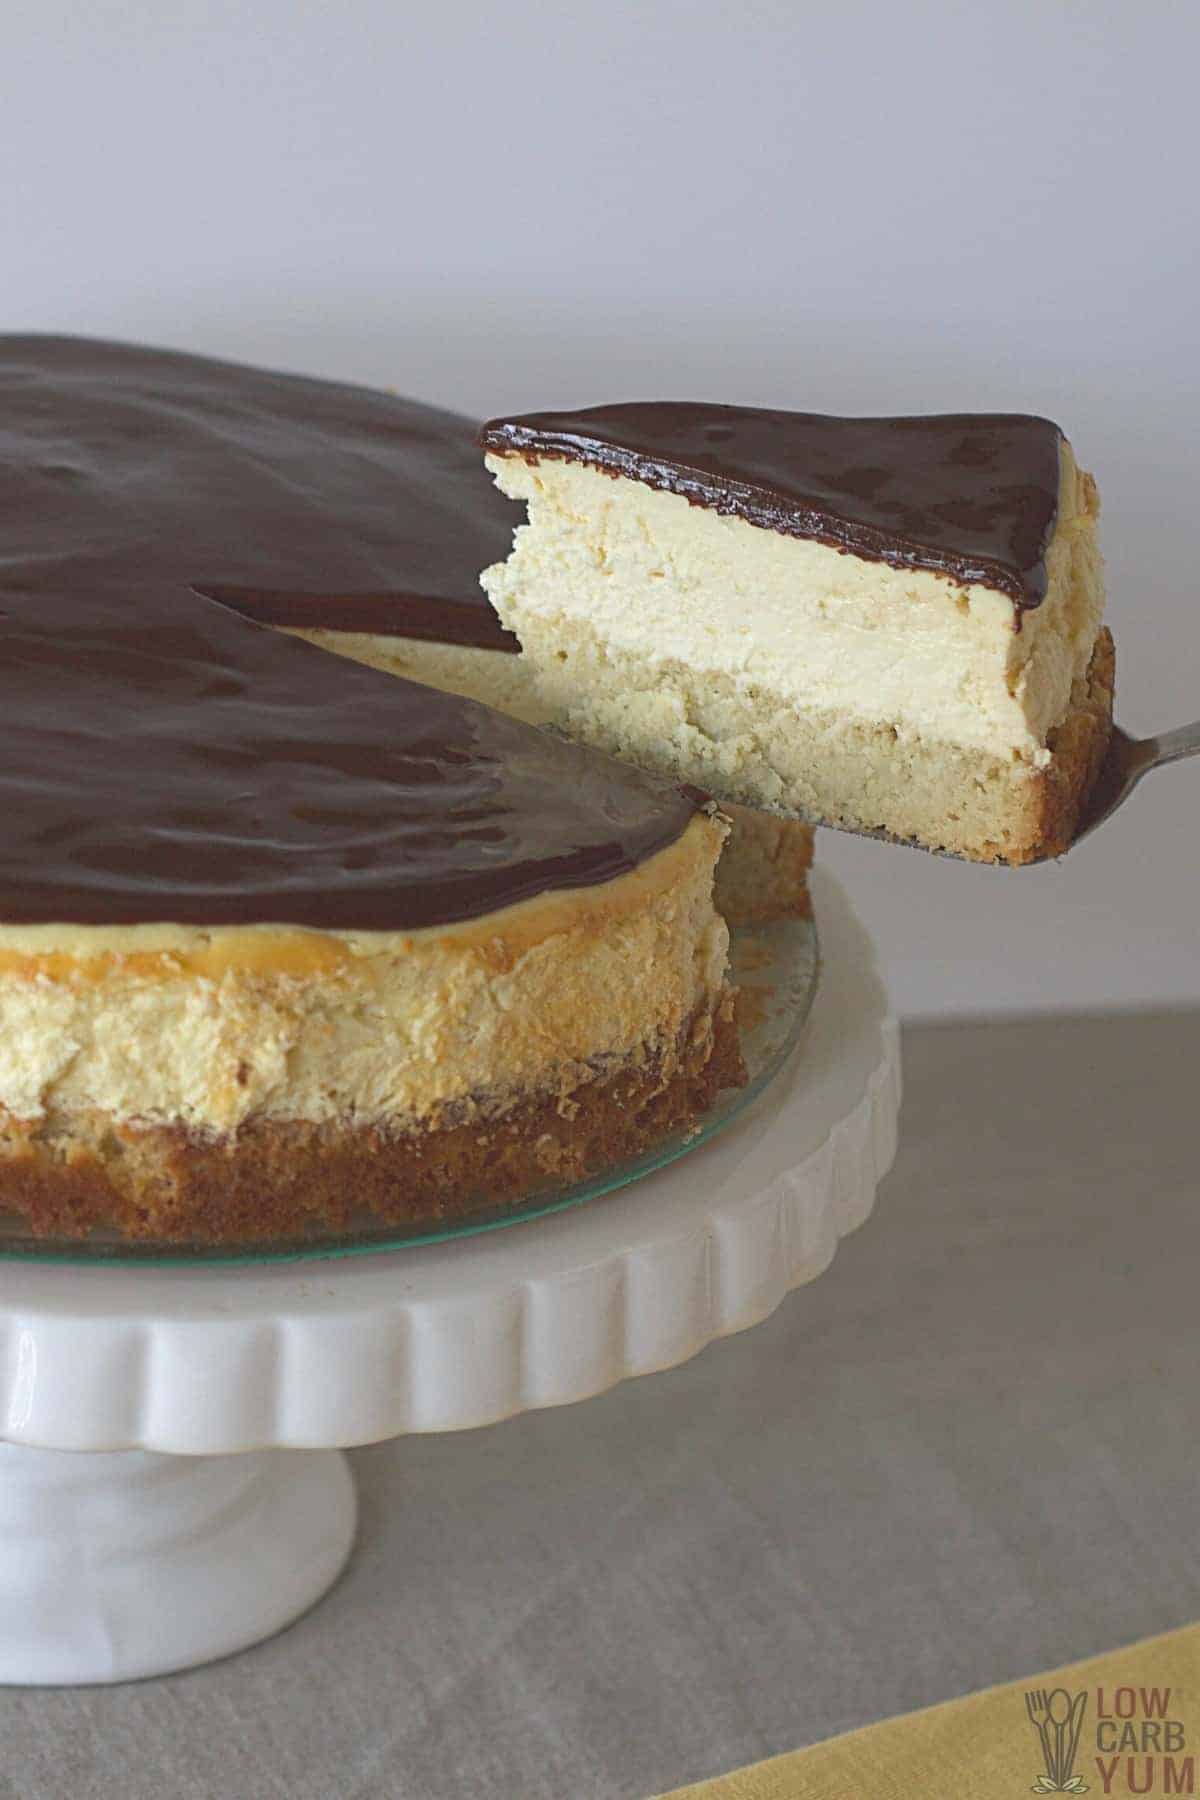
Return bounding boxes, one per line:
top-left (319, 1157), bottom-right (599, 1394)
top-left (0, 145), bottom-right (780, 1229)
top-left (0, 870), bottom-right (898, 1685)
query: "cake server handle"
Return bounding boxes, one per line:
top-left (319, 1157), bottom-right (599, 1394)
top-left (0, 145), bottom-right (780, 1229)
top-left (1146, 718), bottom-right (1200, 769)
top-left (1070, 716), bottom-right (1200, 846)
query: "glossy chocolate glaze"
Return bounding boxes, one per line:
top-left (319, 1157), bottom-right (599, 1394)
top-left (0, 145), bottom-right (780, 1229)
top-left (0, 338), bottom-right (696, 928)
top-left (5, 334), bottom-right (519, 650)
top-left (480, 403), bottom-right (1064, 607)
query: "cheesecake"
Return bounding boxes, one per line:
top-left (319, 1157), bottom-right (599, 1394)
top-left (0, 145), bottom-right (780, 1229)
top-left (0, 339), bottom-right (742, 1242)
top-left (479, 404), bottom-right (1113, 865)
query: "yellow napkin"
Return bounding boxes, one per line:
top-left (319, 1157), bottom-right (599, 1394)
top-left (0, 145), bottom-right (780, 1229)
top-left (655, 1621), bottom-right (1200, 1799)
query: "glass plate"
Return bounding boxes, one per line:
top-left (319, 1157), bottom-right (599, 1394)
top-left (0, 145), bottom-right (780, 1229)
top-left (0, 914), bottom-right (819, 1267)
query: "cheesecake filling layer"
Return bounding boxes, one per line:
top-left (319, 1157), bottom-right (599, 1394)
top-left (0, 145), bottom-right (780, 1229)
top-left (0, 817), bottom-right (730, 1138)
top-left (482, 442), bottom-right (1104, 775)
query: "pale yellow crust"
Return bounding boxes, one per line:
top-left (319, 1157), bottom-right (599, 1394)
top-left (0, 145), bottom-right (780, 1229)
top-left (498, 627), bottom-right (1112, 865)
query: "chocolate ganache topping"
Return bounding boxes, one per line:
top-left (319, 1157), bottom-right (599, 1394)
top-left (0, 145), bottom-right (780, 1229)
top-left (12, 334), bottom-right (519, 650)
top-left (479, 403), bottom-right (1064, 608)
top-left (0, 337), bottom-right (697, 929)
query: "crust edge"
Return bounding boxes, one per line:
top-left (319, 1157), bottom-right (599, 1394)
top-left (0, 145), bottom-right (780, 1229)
top-left (0, 998), bottom-right (744, 1246)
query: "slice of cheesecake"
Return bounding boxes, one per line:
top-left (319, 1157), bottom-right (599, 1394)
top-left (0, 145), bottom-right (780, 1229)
top-left (479, 404), bottom-right (1113, 865)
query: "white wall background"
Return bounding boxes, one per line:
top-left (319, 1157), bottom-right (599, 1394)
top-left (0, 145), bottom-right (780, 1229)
top-left (5, 0), bottom-right (1198, 1018)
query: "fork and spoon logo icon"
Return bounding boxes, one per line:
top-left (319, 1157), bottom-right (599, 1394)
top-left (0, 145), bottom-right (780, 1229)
top-left (1025, 1687), bottom-right (1089, 1793)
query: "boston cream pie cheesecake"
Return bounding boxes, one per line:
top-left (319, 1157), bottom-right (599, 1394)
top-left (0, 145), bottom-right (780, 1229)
top-left (0, 338), bottom-right (741, 1242)
top-left (479, 404), bottom-right (1113, 866)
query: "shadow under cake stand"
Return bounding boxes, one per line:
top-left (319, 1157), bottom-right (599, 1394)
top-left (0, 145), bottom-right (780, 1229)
top-left (0, 870), bottom-right (898, 1685)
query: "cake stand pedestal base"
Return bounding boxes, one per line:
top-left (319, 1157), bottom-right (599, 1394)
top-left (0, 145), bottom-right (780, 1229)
top-left (0, 1444), bottom-right (356, 1684)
